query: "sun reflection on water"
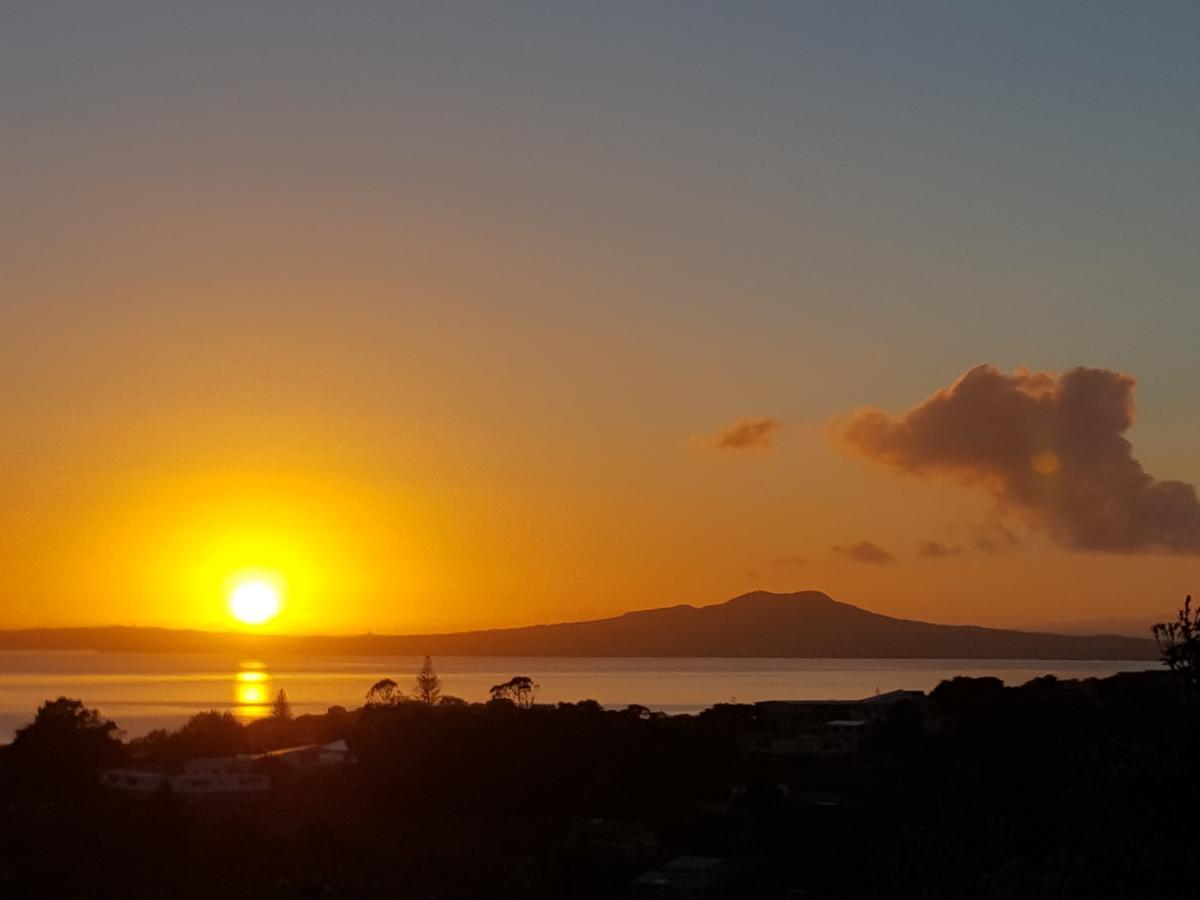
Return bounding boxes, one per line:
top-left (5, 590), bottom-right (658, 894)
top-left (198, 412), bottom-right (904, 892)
top-left (234, 661), bottom-right (271, 718)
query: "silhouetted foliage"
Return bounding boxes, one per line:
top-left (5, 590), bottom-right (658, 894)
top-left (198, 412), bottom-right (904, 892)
top-left (489, 675), bottom-right (537, 708)
top-left (365, 676), bottom-right (403, 707)
top-left (1153, 594), bottom-right (1200, 693)
top-left (271, 688), bottom-right (293, 721)
top-left (180, 709), bottom-right (247, 751)
top-left (4, 697), bottom-right (124, 797)
top-left (6, 667), bottom-right (1200, 899)
top-left (414, 655), bottom-right (442, 705)
top-left (930, 674), bottom-right (1006, 712)
top-left (623, 703), bottom-right (652, 720)
top-left (128, 710), bottom-right (251, 768)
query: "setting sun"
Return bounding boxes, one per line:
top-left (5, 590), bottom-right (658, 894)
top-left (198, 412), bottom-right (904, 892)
top-left (229, 580), bottom-right (282, 625)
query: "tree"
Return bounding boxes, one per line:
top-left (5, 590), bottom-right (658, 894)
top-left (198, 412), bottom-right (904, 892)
top-left (7, 697), bottom-right (126, 797)
top-left (488, 676), bottom-right (538, 709)
top-left (14, 697), bottom-right (121, 743)
top-left (271, 688), bottom-right (293, 721)
top-left (366, 677), bottom-right (404, 707)
top-left (174, 710), bottom-right (249, 759)
top-left (414, 656), bottom-right (442, 705)
top-left (1153, 595), bottom-right (1200, 692)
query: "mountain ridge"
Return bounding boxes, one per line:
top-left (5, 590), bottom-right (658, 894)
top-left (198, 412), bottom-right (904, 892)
top-left (0, 590), bottom-right (1159, 660)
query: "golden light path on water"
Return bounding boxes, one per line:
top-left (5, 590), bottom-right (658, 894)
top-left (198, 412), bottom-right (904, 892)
top-left (234, 662), bottom-right (271, 719)
top-left (0, 657), bottom-right (1161, 741)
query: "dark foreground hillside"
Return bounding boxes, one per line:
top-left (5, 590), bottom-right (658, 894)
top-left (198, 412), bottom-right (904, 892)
top-left (0, 669), bottom-right (1196, 898)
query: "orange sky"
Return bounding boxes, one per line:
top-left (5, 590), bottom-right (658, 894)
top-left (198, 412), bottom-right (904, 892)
top-left (4, 6), bottom-right (1199, 635)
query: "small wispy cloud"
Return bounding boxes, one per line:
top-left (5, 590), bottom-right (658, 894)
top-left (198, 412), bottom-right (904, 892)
top-left (709, 417), bottom-right (782, 451)
top-left (917, 540), bottom-right (961, 560)
top-left (974, 521), bottom-right (1020, 554)
top-left (833, 541), bottom-right (895, 565)
top-left (770, 555), bottom-right (807, 567)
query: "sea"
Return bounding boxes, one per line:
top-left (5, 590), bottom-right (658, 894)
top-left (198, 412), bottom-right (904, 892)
top-left (0, 651), bottom-right (1159, 739)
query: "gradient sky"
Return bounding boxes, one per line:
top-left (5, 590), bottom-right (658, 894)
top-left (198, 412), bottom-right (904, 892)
top-left (4, 3), bottom-right (1199, 634)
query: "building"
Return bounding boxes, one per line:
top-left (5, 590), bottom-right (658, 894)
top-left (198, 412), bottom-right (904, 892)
top-left (566, 817), bottom-right (657, 861)
top-left (741, 690), bottom-right (928, 756)
top-left (633, 856), bottom-right (731, 899)
top-left (256, 738), bottom-right (353, 771)
top-left (172, 756), bottom-right (270, 793)
top-left (815, 718), bottom-right (870, 754)
top-left (100, 769), bottom-right (169, 793)
top-left (101, 756), bottom-right (269, 795)
top-left (101, 740), bottom-right (351, 795)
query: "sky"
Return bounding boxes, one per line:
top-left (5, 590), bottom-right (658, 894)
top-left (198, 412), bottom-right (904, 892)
top-left (3, 3), bottom-right (1200, 635)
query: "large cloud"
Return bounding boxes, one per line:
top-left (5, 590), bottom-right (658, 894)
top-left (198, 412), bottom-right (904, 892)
top-left (833, 364), bottom-right (1200, 553)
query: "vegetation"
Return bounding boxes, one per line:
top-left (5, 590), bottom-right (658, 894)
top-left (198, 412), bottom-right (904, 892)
top-left (271, 688), bottom-right (293, 721)
top-left (3, 697), bottom-right (125, 798)
top-left (414, 656), bottom-right (442, 705)
top-left (1153, 594), bottom-right (1200, 692)
top-left (364, 659), bottom-right (456, 709)
top-left (0, 663), bottom-right (1195, 897)
top-left (365, 676), bottom-right (403, 707)
top-left (489, 675), bottom-right (538, 708)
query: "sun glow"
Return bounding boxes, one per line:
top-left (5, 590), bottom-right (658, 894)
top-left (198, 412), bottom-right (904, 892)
top-left (229, 578), bottom-right (282, 625)
top-left (120, 469), bottom-right (428, 633)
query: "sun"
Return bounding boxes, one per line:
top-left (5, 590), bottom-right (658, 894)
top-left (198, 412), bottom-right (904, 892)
top-left (229, 579), bottom-right (282, 625)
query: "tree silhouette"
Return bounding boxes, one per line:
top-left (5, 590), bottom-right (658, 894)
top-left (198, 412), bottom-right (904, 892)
top-left (1153, 594), bottom-right (1200, 693)
top-left (174, 710), bottom-right (249, 759)
top-left (271, 688), bottom-right (293, 721)
top-left (414, 656), bottom-right (442, 705)
top-left (489, 676), bottom-right (538, 709)
top-left (7, 697), bottom-right (125, 796)
top-left (366, 677), bottom-right (403, 707)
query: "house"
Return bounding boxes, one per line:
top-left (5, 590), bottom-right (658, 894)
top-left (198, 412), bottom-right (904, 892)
top-left (566, 818), bottom-right (657, 861)
top-left (255, 739), bottom-right (353, 771)
top-left (741, 690), bottom-right (929, 756)
top-left (101, 756), bottom-right (269, 795)
top-left (171, 756), bottom-right (270, 793)
top-left (100, 769), bottom-right (170, 793)
top-left (633, 856), bottom-right (731, 899)
top-left (812, 718), bottom-right (870, 754)
top-left (102, 740), bottom-right (352, 795)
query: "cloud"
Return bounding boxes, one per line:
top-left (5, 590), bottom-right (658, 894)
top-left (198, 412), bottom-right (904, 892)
top-left (770, 555), bottom-right (807, 567)
top-left (973, 521), bottom-right (1020, 554)
top-left (833, 541), bottom-right (895, 564)
top-left (917, 540), bottom-right (961, 559)
top-left (832, 364), bottom-right (1200, 554)
top-left (710, 417), bottom-right (782, 451)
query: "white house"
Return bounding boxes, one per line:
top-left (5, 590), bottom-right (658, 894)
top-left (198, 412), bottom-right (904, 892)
top-left (102, 740), bottom-right (351, 794)
top-left (171, 756), bottom-right (271, 793)
top-left (255, 739), bottom-right (353, 771)
top-left (102, 756), bottom-right (268, 795)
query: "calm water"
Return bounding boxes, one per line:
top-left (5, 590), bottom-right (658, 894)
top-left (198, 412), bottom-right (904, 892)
top-left (0, 651), bottom-right (1158, 739)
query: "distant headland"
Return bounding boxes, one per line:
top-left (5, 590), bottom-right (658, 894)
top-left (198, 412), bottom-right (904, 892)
top-left (0, 591), bottom-right (1158, 660)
